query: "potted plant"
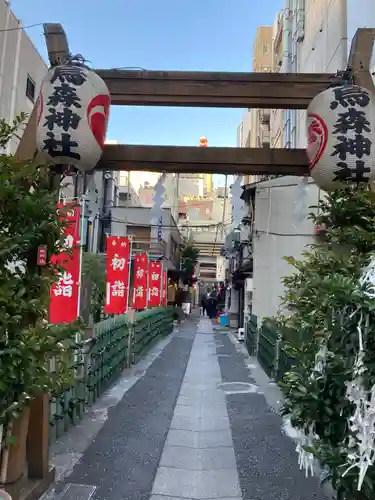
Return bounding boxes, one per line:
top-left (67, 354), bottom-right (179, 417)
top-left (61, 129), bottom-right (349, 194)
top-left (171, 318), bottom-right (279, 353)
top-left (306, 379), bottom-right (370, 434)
top-left (0, 117), bottom-right (79, 484)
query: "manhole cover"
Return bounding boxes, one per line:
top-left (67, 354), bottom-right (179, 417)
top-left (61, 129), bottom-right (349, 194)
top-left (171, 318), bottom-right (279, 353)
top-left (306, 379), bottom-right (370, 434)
top-left (217, 382), bottom-right (260, 394)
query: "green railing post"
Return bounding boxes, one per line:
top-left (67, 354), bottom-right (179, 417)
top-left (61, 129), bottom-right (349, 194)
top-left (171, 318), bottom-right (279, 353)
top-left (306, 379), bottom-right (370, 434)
top-left (272, 333), bottom-right (282, 381)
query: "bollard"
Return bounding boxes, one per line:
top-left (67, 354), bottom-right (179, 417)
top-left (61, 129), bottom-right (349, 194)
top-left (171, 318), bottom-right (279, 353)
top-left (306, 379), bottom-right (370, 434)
top-left (272, 333), bottom-right (282, 381)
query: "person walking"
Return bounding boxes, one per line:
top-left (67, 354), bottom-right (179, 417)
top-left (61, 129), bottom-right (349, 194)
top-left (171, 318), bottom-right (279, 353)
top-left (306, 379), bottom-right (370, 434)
top-left (174, 287), bottom-right (183, 323)
top-left (200, 294), bottom-right (208, 316)
top-left (181, 287), bottom-right (191, 317)
top-left (207, 286), bottom-right (218, 319)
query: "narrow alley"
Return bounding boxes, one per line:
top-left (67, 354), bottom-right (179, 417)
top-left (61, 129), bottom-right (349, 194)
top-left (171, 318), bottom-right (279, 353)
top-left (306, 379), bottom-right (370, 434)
top-left (42, 316), bottom-right (327, 500)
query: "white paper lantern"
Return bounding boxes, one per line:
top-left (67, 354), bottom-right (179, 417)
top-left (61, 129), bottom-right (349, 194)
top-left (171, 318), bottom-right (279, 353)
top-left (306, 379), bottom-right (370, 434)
top-left (306, 84), bottom-right (375, 191)
top-left (36, 64), bottom-right (110, 172)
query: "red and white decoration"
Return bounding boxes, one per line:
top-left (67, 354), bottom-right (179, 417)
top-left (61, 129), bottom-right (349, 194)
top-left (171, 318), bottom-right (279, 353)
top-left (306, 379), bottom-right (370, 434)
top-left (132, 253), bottom-right (148, 309)
top-left (50, 203), bottom-right (80, 324)
top-left (104, 236), bottom-right (130, 315)
top-left (36, 63), bottom-right (110, 172)
top-left (306, 84), bottom-right (375, 191)
top-left (148, 261), bottom-right (162, 307)
top-left (162, 271), bottom-right (168, 306)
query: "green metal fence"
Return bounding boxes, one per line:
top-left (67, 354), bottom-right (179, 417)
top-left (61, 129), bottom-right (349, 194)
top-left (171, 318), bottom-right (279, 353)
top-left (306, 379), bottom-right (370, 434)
top-left (49, 308), bottom-right (174, 444)
top-left (257, 319), bottom-right (278, 378)
top-left (245, 314), bottom-right (258, 355)
top-left (245, 316), bottom-right (295, 381)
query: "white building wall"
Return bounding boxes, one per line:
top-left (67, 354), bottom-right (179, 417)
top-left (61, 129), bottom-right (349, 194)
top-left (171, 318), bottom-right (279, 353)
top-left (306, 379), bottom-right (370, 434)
top-left (0, 0), bottom-right (47, 153)
top-left (252, 176), bottom-right (319, 322)
top-left (253, 0), bottom-right (375, 323)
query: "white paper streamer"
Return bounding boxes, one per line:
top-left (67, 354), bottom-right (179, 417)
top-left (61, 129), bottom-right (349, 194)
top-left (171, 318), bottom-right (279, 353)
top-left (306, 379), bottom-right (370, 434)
top-left (150, 173), bottom-right (166, 226)
top-left (230, 175), bottom-right (246, 229)
top-left (343, 256), bottom-right (375, 491)
top-left (296, 424), bottom-right (317, 477)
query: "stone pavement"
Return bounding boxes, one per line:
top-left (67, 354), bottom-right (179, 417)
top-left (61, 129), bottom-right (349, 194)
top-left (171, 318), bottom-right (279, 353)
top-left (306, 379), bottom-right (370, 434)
top-left (41, 315), bottom-right (328, 500)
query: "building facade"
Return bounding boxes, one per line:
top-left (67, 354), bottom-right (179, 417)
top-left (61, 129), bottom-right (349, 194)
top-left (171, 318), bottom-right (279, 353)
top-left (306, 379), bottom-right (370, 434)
top-left (0, 0), bottom-right (47, 153)
top-left (178, 192), bottom-right (232, 291)
top-left (237, 26), bottom-right (273, 186)
top-left (244, 0), bottom-right (375, 327)
top-left (111, 206), bottom-right (181, 271)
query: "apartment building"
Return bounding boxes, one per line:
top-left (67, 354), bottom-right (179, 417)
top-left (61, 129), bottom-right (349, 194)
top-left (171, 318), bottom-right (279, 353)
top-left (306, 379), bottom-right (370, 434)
top-left (0, 0), bottom-right (47, 153)
top-left (237, 26), bottom-right (273, 185)
top-left (251, 0), bottom-right (375, 324)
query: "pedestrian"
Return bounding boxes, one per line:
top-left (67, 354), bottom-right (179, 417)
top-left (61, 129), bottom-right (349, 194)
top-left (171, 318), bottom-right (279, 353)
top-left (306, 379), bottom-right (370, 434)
top-left (174, 287), bottom-right (183, 323)
top-left (200, 294), bottom-right (208, 316)
top-left (207, 286), bottom-right (218, 319)
top-left (181, 287), bottom-right (191, 317)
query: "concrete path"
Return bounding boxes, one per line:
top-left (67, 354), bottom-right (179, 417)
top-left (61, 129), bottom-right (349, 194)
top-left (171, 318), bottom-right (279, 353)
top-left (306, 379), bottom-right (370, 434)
top-left (41, 315), bottom-right (328, 500)
top-left (151, 318), bottom-right (241, 500)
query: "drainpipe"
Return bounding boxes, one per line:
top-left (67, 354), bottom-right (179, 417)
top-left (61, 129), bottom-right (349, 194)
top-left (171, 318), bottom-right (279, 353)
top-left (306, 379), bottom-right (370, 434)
top-left (0, 1), bottom-right (11, 118)
top-left (339, 0), bottom-right (348, 69)
top-left (282, 0), bottom-right (293, 149)
top-left (7, 15), bottom-right (22, 154)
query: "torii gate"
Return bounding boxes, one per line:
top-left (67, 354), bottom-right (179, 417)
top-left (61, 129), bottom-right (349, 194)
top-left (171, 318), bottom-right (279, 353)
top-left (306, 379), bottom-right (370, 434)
top-left (12, 24), bottom-right (375, 500)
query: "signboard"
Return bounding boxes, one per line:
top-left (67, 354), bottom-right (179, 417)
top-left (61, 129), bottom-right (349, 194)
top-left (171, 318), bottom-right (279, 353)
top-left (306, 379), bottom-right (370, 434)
top-left (148, 261), bottom-right (162, 307)
top-left (104, 236), bottom-right (131, 315)
top-left (50, 202), bottom-right (80, 324)
top-left (132, 253), bottom-right (148, 309)
top-left (37, 245), bottom-right (47, 266)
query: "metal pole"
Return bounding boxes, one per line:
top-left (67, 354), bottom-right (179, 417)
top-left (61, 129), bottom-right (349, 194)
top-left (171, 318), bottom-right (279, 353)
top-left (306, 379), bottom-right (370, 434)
top-left (126, 318), bottom-right (133, 368)
top-left (146, 254), bottom-right (149, 309)
top-left (159, 261), bottom-right (163, 307)
top-left (126, 236), bottom-right (133, 312)
top-left (77, 195), bottom-right (85, 318)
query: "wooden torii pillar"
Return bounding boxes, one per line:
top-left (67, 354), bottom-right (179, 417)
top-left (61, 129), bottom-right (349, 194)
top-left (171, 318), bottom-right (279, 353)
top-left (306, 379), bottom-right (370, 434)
top-left (10, 25), bottom-right (375, 500)
top-left (7, 24), bottom-right (71, 500)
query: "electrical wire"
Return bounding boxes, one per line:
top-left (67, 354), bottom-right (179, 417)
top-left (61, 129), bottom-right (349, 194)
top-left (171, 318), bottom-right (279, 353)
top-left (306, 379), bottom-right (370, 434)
top-left (255, 229), bottom-right (316, 237)
top-left (254, 179), bottom-right (316, 190)
top-left (0, 22), bottom-right (43, 32)
top-left (108, 216), bottom-right (232, 229)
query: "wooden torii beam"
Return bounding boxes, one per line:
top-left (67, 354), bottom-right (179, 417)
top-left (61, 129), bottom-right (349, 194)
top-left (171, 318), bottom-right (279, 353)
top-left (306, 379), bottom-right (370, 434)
top-left (95, 69), bottom-right (333, 109)
top-left (97, 145), bottom-right (309, 176)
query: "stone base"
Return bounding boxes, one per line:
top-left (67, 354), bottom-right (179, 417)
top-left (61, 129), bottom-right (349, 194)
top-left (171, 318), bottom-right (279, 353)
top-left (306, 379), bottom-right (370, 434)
top-left (5, 468), bottom-right (55, 500)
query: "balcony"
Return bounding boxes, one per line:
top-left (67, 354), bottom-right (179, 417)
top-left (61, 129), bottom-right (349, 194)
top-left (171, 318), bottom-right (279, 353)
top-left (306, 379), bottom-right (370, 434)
top-left (131, 236), bottom-right (166, 258)
top-left (259, 109), bottom-right (270, 125)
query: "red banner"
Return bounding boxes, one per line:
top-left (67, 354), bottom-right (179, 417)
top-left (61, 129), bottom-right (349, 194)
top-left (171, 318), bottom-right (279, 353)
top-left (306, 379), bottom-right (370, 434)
top-left (132, 253), bottom-right (148, 309)
top-left (104, 236), bottom-right (131, 314)
top-left (162, 271), bottom-right (167, 306)
top-left (148, 261), bottom-right (162, 307)
top-left (50, 202), bottom-right (80, 324)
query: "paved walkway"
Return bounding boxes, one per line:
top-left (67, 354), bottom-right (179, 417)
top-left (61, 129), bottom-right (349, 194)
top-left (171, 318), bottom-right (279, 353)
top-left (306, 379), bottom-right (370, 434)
top-left (42, 316), bottom-right (327, 500)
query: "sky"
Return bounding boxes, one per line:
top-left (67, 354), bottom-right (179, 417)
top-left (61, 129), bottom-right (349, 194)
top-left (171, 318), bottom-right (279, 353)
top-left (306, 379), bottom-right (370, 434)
top-left (12, 0), bottom-right (283, 186)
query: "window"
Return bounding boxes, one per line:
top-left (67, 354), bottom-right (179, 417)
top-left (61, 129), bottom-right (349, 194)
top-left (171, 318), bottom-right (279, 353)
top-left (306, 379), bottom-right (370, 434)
top-left (26, 75), bottom-right (36, 102)
top-left (262, 43), bottom-right (269, 55)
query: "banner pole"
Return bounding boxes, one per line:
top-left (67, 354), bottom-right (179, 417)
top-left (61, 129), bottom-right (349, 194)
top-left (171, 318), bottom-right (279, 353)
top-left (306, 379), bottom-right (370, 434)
top-left (77, 196), bottom-right (85, 318)
top-left (146, 253), bottom-right (149, 309)
top-left (159, 261), bottom-right (163, 307)
top-left (126, 236), bottom-right (133, 313)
